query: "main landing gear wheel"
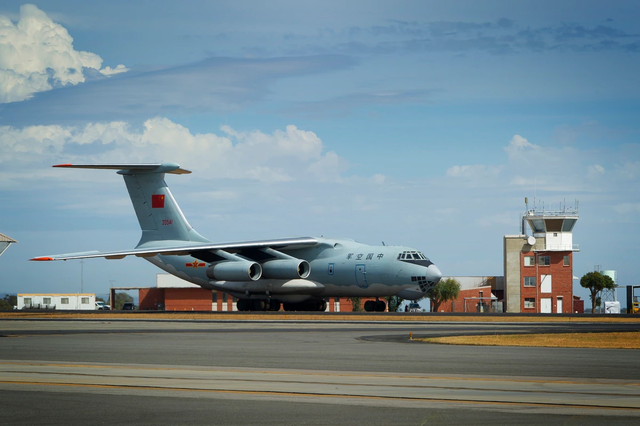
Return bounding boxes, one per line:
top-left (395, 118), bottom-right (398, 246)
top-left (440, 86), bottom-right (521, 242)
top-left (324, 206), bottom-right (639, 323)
top-left (282, 300), bottom-right (326, 311)
top-left (364, 300), bottom-right (387, 312)
top-left (237, 299), bottom-right (249, 311)
top-left (268, 300), bottom-right (281, 311)
top-left (236, 298), bottom-right (282, 311)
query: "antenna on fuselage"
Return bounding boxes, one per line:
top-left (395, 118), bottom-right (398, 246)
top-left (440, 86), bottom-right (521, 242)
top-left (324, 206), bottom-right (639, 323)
top-left (382, 241), bottom-right (386, 246)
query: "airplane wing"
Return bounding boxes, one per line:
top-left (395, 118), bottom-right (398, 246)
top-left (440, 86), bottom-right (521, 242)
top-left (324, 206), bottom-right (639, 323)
top-left (31, 237), bottom-right (319, 261)
top-left (53, 163), bottom-right (192, 174)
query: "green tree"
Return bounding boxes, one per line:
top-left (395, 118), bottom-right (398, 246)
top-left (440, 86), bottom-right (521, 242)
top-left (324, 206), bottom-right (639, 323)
top-left (580, 271), bottom-right (615, 314)
top-left (114, 292), bottom-right (134, 310)
top-left (427, 278), bottom-right (461, 312)
top-left (348, 297), bottom-right (362, 312)
top-left (385, 295), bottom-right (404, 312)
top-left (0, 294), bottom-right (17, 310)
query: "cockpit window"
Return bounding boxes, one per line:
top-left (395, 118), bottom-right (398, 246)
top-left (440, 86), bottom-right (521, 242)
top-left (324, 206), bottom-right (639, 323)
top-left (397, 250), bottom-right (430, 261)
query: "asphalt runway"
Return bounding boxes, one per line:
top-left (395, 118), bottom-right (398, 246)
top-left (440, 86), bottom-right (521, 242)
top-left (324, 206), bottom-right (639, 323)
top-left (1, 319), bottom-right (639, 425)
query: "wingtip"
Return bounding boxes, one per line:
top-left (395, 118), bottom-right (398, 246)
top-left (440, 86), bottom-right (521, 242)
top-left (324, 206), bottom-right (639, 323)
top-left (53, 164), bottom-right (72, 168)
top-left (30, 257), bottom-right (54, 261)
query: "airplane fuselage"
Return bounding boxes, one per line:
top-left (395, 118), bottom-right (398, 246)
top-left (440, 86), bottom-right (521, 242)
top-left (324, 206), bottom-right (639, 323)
top-left (148, 237), bottom-right (441, 304)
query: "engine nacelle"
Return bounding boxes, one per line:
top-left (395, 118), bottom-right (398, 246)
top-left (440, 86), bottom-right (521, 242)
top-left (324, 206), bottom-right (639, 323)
top-left (206, 261), bottom-right (262, 282)
top-left (261, 259), bottom-right (310, 280)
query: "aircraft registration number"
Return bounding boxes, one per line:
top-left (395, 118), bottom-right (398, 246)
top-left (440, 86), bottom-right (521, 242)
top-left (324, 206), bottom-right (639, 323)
top-left (162, 219), bottom-right (173, 225)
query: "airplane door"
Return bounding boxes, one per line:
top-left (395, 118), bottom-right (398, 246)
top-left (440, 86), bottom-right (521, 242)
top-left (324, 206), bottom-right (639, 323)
top-left (355, 264), bottom-right (368, 288)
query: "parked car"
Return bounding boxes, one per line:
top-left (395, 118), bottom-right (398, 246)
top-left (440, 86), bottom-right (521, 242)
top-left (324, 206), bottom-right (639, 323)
top-left (407, 302), bottom-right (422, 313)
top-left (122, 302), bottom-right (136, 310)
top-left (95, 301), bottom-right (110, 310)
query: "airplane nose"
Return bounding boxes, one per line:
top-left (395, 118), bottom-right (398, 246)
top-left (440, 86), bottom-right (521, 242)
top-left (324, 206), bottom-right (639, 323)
top-left (428, 264), bottom-right (442, 284)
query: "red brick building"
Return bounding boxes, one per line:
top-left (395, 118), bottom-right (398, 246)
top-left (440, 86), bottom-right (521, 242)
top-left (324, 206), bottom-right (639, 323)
top-left (435, 286), bottom-right (494, 313)
top-left (504, 203), bottom-right (579, 313)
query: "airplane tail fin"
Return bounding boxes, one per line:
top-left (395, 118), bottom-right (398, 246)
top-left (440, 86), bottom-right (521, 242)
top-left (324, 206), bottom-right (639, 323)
top-left (54, 163), bottom-right (209, 246)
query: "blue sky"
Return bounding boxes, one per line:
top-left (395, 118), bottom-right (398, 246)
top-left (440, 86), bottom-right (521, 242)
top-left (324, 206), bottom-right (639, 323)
top-left (1, 1), bottom-right (638, 308)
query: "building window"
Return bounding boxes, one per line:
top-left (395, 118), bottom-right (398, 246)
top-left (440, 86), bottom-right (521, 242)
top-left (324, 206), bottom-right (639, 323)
top-left (538, 256), bottom-right (550, 266)
top-left (222, 293), bottom-right (228, 303)
top-left (524, 277), bottom-right (536, 287)
top-left (61, 298), bottom-right (69, 304)
top-left (524, 256), bottom-right (535, 266)
top-left (81, 297), bottom-right (89, 304)
top-left (212, 292), bottom-right (217, 303)
top-left (563, 255), bottom-right (570, 266)
top-left (24, 297), bottom-right (32, 306)
top-left (43, 297), bottom-right (51, 305)
top-left (524, 298), bottom-right (536, 308)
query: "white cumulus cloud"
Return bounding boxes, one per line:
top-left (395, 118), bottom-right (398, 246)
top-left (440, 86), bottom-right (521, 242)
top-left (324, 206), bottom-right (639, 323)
top-left (446, 164), bottom-right (501, 178)
top-left (588, 164), bottom-right (605, 177)
top-left (0, 4), bottom-right (128, 103)
top-left (0, 117), bottom-right (346, 184)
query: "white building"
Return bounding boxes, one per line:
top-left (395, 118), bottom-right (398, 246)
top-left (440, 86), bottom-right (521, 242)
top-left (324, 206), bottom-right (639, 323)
top-left (17, 294), bottom-right (96, 310)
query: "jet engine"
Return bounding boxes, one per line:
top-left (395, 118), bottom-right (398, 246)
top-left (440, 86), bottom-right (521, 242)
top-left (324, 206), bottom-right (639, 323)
top-left (206, 261), bottom-right (262, 281)
top-left (261, 259), bottom-right (310, 279)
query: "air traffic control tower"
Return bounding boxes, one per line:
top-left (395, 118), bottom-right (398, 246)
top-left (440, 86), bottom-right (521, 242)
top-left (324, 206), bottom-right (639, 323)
top-left (504, 200), bottom-right (579, 313)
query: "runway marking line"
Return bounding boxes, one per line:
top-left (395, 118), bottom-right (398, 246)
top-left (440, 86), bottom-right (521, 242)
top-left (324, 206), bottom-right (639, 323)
top-left (0, 379), bottom-right (638, 412)
top-left (1, 360), bottom-right (638, 387)
top-left (6, 369), bottom-right (637, 400)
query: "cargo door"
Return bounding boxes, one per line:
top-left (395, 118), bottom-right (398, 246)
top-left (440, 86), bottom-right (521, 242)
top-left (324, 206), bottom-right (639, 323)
top-left (355, 264), bottom-right (368, 288)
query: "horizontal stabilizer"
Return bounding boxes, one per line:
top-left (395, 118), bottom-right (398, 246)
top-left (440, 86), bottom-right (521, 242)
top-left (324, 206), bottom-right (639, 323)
top-left (53, 163), bottom-right (191, 175)
top-left (30, 237), bottom-right (319, 261)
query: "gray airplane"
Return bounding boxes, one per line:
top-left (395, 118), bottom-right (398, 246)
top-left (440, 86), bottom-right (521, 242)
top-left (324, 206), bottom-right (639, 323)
top-left (32, 163), bottom-right (442, 312)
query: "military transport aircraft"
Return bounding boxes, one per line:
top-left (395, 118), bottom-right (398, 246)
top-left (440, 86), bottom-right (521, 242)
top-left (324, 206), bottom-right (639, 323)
top-left (31, 163), bottom-right (442, 312)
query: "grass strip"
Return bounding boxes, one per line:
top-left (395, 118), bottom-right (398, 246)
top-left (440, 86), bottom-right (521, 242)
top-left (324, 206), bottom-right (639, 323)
top-left (420, 332), bottom-right (640, 349)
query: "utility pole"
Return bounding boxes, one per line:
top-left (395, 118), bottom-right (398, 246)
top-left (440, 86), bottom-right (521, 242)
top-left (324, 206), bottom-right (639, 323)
top-left (80, 260), bottom-right (84, 293)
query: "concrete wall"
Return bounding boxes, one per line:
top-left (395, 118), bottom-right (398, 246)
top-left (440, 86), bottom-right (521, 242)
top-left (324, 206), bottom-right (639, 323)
top-left (504, 235), bottom-right (546, 313)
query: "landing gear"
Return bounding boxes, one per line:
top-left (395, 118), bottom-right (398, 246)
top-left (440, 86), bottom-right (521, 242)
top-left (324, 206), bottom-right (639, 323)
top-left (253, 299), bottom-right (266, 311)
top-left (268, 300), bottom-right (281, 311)
top-left (236, 298), bottom-right (281, 312)
top-left (237, 299), bottom-right (249, 311)
top-left (282, 299), bottom-right (327, 312)
top-left (364, 299), bottom-right (387, 312)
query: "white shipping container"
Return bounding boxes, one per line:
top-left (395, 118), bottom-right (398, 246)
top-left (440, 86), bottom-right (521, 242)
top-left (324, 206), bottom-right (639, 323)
top-left (18, 294), bottom-right (96, 310)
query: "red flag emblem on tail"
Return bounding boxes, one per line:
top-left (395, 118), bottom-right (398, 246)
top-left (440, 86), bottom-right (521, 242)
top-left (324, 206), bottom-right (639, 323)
top-left (152, 194), bottom-right (165, 208)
